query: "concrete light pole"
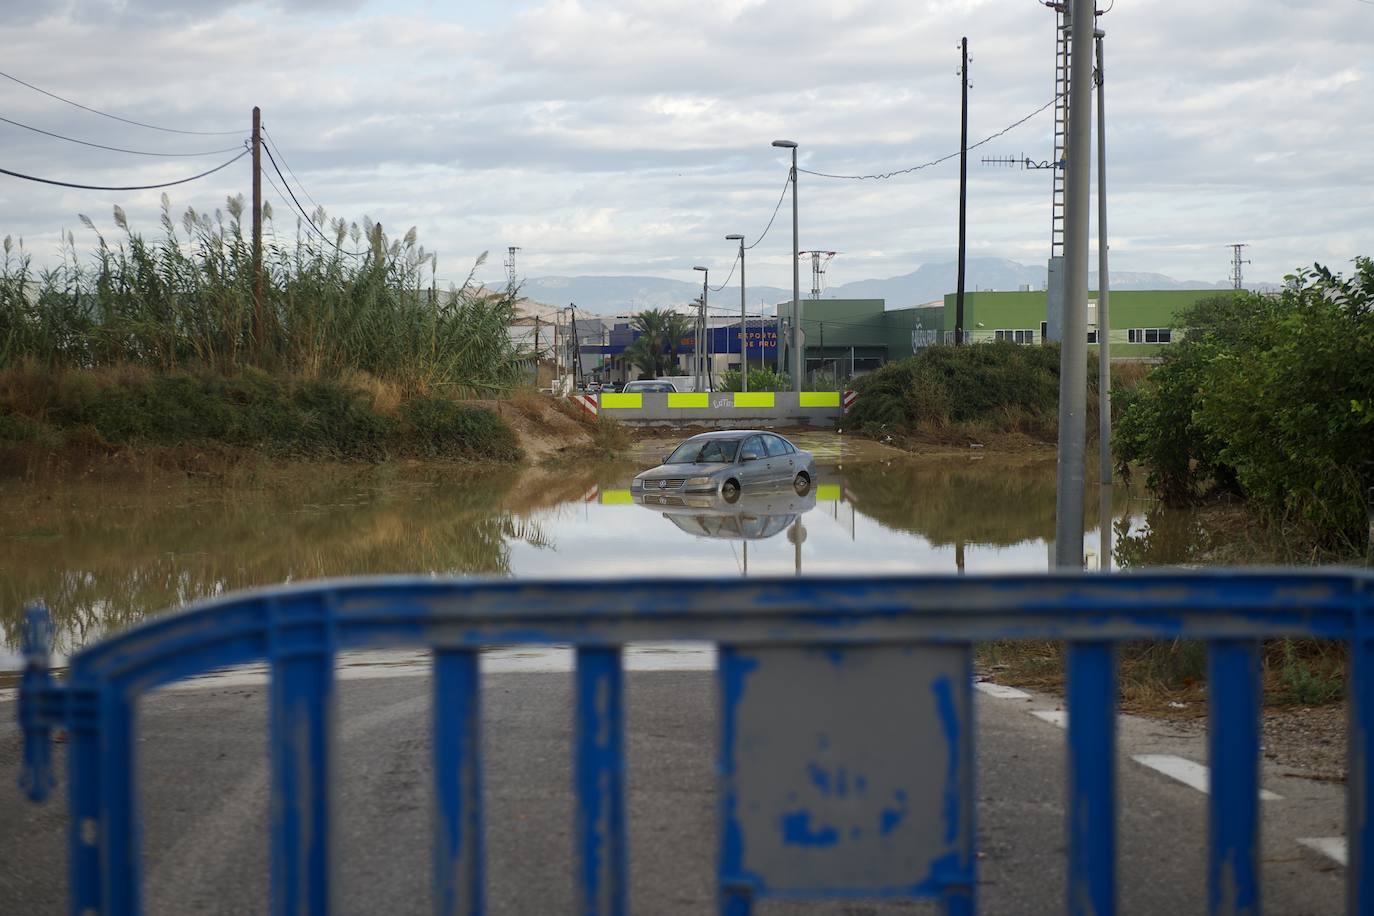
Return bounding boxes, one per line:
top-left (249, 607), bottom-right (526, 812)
top-left (1054, 0), bottom-right (1094, 570)
top-left (693, 266), bottom-right (708, 392)
top-left (1094, 28), bottom-right (1112, 489)
top-left (772, 140), bottom-right (801, 390)
top-left (726, 234), bottom-right (747, 391)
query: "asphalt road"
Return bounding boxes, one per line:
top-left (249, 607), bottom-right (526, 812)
top-left (0, 668), bottom-right (1349, 915)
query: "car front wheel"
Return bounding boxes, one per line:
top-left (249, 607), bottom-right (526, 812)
top-left (792, 472), bottom-right (811, 496)
top-left (721, 479), bottom-right (741, 503)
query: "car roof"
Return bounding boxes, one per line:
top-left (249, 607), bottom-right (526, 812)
top-left (685, 430), bottom-right (783, 440)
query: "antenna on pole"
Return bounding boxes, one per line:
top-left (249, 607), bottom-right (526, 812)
top-left (798, 251), bottom-right (838, 299)
top-left (1229, 243), bottom-right (1251, 290)
top-left (504, 246), bottom-right (521, 285)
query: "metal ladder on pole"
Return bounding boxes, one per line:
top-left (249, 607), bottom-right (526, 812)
top-left (1050, 3), bottom-right (1071, 259)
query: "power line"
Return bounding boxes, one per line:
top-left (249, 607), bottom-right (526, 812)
top-left (709, 252), bottom-right (740, 291)
top-left (0, 147), bottom-right (249, 191)
top-left (0, 69), bottom-right (241, 137)
top-left (261, 128), bottom-right (324, 214)
top-left (745, 175), bottom-right (792, 249)
top-left (260, 141), bottom-right (362, 258)
top-left (0, 113), bottom-right (244, 158)
top-left (798, 96), bottom-right (1059, 181)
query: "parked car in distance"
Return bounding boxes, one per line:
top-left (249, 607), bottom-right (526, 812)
top-left (631, 430), bottom-right (814, 503)
top-left (621, 379), bottom-right (679, 394)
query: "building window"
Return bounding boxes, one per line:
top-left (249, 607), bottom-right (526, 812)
top-left (1128, 328), bottom-right (1174, 344)
top-left (994, 329), bottom-right (1036, 344)
top-left (1087, 330), bottom-right (1098, 344)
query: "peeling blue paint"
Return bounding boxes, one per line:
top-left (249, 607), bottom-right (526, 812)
top-left (807, 763), bottom-right (830, 796)
top-left (930, 675), bottom-right (961, 845)
top-left (780, 810), bottom-right (840, 847)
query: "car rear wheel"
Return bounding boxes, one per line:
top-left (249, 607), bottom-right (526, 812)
top-left (792, 472), bottom-right (811, 496)
top-left (722, 479), bottom-right (741, 503)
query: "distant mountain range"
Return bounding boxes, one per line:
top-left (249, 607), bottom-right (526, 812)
top-left (513, 257), bottom-right (1239, 315)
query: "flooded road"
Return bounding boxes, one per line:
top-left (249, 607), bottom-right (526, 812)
top-left (0, 432), bottom-right (1204, 669)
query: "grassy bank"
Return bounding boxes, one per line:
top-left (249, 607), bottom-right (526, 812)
top-left (0, 363), bottom-right (521, 475)
top-left (846, 342), bottom-right (1147, 447)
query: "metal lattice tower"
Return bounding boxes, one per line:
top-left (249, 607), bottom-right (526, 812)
top-left (798, 251), bottom-right (838, 299)
top-left (504, 246), bottom-right (521, 285)
top-left (1230, 243), bottom-right (1251, 290)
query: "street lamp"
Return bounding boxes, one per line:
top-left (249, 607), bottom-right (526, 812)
top-left (693, 265), bottom-right (708, 391)
top-left (772, 140), bottom-right (801, 390)
top-left (725, 234), bottom-right (746, 391)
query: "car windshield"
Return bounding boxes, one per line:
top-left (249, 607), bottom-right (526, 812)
top-left (664, 438), bottom-right (739, 464)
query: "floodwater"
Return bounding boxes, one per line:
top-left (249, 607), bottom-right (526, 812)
top-left (0, 432), bottom-right (1208, 672)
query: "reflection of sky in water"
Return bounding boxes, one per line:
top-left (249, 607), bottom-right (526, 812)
top-left (505, 497), bottom-right (1141, 580)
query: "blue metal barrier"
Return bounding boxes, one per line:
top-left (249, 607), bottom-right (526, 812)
top-left (15, 570), bottom-right (1374, 915)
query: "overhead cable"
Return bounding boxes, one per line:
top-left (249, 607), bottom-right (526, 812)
top-left (745, 175), bottom-right (792, 250)
top-left (799, 96), bottom-right (1059, 180)
top-left (0, 113), bottom-right (244, 157)
top-left (261, 142), bottom-right (361, 258)
top-left (0, 147), bottom-right (249, 191)
top-left (0, 69), bottom-right (242, 136)
top-left (262, 128), bottom-right (324, 213)
top-left (708, 252), bottom-right (741, 291)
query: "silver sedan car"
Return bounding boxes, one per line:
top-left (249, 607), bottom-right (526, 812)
top-left (632, 430), bottom-right (815, 503)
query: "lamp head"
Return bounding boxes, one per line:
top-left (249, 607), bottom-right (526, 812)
top-left (725, 234), bottom-right (744, 241)
top-left (693, 265), bottom-right (707, 272)
top-left (771, 140), bottom-right (798, 149)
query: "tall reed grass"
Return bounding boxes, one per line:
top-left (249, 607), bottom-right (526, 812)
top-left (0, 194), bottom-right (520, 396)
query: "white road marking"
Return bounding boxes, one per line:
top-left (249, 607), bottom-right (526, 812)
top-left (1132, 754), bottom-right (1281, 800)
top-left (974, 682), bottom-right (1032, 700)
top-left (1298, 837), bottom-right (1347, 866)
top-left (1032, 709), bottom-right (1067, 727)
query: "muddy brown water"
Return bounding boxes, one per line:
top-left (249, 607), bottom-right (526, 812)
top-left (0, 432), bottom-right (1208, 671)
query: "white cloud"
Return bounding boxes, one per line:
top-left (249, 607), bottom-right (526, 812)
top-left (1, 0), bottom-right (1370, 294)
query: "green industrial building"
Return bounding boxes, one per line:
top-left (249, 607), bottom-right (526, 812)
top-left (778, 288), bottom-right (1233, 380)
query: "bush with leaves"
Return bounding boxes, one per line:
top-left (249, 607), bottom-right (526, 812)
top-left (1116, 257), bottom-right (1374, 548)
top-left (715, 367), bottom-right (791, 392)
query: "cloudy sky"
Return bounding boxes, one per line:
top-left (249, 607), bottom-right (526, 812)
top-left (2, 0), bottom-right (1370, 292)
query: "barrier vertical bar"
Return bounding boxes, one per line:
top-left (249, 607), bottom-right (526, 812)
top-left (269, 598), bottom-right (335, 916)
top-left (68, 682), bottom-right (103, 916)
top-left (101, 687), bottom-right (141, 916)
top-left (1350, 598), bottom-right (1374, 915)
top-left (575, 646), bottom-right (627, 916)
top-left (1066, 641), bottom-right (1116, 916)
top-left (1207, 640), bottom-right (1262, 916)
top-left (433, 648), bottom-right (484, 916)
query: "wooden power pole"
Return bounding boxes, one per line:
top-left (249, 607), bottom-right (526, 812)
top-left (251, 106), bottom-right (264, 355)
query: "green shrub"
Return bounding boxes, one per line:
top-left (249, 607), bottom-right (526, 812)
top-left (716, 367), bottom-right (792, 392)
top-left (1116, 257), bottom-right (1373, 547)
top-left (399, 397), bottom-right (521, 461)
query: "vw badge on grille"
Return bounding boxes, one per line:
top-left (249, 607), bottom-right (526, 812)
top-left (659, 479), bottom-right (668, 489)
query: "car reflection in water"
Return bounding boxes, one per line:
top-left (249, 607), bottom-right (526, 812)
top-left (635, 487), bottom-right (817, 541)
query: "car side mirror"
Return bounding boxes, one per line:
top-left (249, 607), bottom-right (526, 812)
top-left (743, 454), bottom-right (757, 462)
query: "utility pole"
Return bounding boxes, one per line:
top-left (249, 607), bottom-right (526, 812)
top-left (251, 106), bottom-right (264, 356)
top-left (1054, 0), bottom-right (1093, 570)
top-left (1095, 28), bottom-right (1112, 488)
top-left (693, 266), bottom-right (709, 391)
top-left (956, 37), bottom-right (970, 346)
top-left (772, 140), bottom-right (801, 390)
top-left (504, 246), bottom-right (521, 286)
top-left (533, 315), bottom-right (542, 386)
top-left (727, 235), bottom-right (747, 392)
top-left (569, 303), bottom-right (583, 390)
top-left (1230, 243), bottom-right (1250, 290)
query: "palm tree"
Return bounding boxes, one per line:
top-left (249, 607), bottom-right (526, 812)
top-left (664, 312), bottom-right (692, 375)
top-left (630, 308), bottom-right (671, 376)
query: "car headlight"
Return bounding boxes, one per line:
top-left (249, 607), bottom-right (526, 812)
top-left (631, 477), bottom-right (644, 488)
top-left (685, 476), bottom-right (713, 488)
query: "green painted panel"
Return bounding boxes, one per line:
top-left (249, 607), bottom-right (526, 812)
top-left (600, 489), bottom-right (633, 504)
top-left (816, 484), bottom-right (842, 502)
top-left (668, 392), bottom-right (709, 408)
top-left (734, 392), bottom-right (775, 408)
top-left (600, 392), bottom-right (642, 409)
top-left (799, 391), bottom-right (841, 407)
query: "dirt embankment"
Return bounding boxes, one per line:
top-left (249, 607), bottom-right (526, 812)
top-left (472, 393), bottom-right (598, 464)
